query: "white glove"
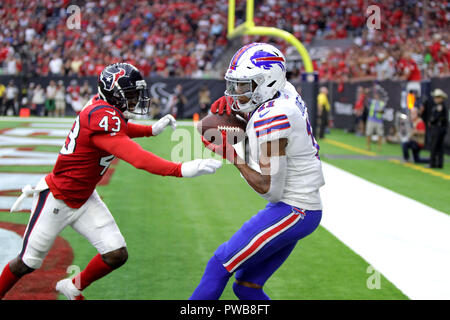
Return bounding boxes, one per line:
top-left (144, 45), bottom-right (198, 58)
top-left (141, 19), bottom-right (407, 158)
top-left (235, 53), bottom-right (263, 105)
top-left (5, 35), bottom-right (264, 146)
top-left (152, 114), bottom-right (177, 136)
top-left (181, 159), bottom-right (223, 178)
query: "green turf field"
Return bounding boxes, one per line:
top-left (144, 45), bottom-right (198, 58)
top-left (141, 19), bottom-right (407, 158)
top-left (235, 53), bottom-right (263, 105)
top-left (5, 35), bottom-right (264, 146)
top-left (2, 120), bottom-right (448, 300)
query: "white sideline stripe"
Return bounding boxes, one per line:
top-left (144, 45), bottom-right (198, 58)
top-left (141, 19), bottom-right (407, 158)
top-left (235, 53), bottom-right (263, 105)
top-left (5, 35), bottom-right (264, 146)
top-left (320, 162), bottom-right (450, 300)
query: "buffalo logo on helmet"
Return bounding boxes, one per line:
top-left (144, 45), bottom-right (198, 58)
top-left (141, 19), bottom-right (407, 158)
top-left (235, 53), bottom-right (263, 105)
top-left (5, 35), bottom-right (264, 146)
top-left (100, 67), bottom-right (126, 91)
top-left (250, 51), bottom-right (285, 71)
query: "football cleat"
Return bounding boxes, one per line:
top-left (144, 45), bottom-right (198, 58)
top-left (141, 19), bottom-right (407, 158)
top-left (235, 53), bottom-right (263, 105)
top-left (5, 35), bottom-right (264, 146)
top-left (56, 278), bottom-right (85, 300)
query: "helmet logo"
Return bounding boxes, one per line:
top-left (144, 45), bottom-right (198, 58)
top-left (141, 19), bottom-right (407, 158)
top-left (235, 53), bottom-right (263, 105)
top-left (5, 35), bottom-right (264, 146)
top-left (101, 68), bottom-right (126, 91)
top-left (250, 51), bottom-right (285, 71)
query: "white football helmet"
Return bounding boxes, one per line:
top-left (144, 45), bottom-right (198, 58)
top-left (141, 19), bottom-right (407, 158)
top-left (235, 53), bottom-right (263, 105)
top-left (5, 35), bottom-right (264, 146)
top-left (224, 43), bottom-right (287, 113)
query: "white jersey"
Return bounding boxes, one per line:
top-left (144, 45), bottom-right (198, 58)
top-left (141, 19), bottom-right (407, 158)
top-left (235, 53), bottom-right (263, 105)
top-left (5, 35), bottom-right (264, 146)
top-left (245, 81), bottom-right (325, 210)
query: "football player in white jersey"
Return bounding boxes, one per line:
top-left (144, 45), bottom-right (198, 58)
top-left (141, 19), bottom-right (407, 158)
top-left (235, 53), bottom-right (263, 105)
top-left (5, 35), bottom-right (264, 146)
top-left (190, 43), bottom-right (325, 300)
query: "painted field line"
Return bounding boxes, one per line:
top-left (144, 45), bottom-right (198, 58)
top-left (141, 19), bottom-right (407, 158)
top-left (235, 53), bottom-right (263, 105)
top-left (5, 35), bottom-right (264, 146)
top-left (389, 159), bottom-right (450, 180)
top-left (320, 162), bottom-right (450, 300)
top-left (323, 138), bottom-right (376, 156)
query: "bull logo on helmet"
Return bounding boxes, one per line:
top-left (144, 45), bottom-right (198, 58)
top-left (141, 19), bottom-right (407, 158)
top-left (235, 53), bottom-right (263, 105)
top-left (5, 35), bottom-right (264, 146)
top-left (250, 51), bottom-right (285, 71)
top-left (100, 67), bottom-right (126, 91)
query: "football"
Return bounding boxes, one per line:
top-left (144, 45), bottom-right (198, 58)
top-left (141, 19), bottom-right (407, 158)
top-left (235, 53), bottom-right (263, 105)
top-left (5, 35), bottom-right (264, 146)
top-left (197, 113), bottom-right (247, 145)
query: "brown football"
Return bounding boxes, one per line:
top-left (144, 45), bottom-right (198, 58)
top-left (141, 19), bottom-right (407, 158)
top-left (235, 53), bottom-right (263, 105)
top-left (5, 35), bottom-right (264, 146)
top-left (197, 113), bottom-right (247, 145)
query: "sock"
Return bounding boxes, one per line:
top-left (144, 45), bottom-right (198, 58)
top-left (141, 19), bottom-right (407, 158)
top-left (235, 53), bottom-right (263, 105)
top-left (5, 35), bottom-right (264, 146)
top-left (233, 282), bottom-right (270, 300)
top-left (189, 255), bottom-right (232, 300)
top-left (0, 263), bottom-right (20, 299)
top-left (72, 253), bottom-right (113, 291)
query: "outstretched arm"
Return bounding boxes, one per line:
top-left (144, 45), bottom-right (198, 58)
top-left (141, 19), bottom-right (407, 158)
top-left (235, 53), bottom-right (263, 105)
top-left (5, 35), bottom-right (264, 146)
top-left (92, 133), bottom-right (222, 178)
top-left (126, 114), bottom-right (177, 138)
top-left (92, 133), bottom-right (182, 176)
top-left (126, 122), bottom-right (153, 138)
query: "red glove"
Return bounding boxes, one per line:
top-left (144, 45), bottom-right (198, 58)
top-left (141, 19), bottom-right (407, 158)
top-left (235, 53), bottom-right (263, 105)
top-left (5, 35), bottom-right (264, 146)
top-left (210, 96), bottom-right (233, 115)
top-left (201, 131), bottom-right (237, 163)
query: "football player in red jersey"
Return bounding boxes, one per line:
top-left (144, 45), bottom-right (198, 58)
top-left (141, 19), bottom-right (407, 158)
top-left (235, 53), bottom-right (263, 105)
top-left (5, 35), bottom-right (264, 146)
top-left (0, 63), bottom-right (222, 300)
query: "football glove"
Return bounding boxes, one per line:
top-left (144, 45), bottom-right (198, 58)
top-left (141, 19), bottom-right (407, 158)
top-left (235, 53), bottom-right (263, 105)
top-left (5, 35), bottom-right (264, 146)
top-left (152, 114), bottom-right (177, 136)
top-left (181, 159), bottom-right (223, 178)
top-left (201, 131), bottom-right (237, 163)
top-left (210, 96), bottom-right (233, 116)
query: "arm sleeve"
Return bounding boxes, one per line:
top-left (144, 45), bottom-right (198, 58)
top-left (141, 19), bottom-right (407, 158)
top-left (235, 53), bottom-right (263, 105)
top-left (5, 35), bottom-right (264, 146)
top-left (126, 122), bottom-right (153, 138)
top-left (91, 133), bottom-right (182, 177)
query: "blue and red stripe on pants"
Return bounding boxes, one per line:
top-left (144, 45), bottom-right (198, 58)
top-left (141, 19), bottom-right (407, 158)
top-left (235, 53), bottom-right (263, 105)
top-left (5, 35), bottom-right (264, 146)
top-left (214, 202), bottom-right (322, 285)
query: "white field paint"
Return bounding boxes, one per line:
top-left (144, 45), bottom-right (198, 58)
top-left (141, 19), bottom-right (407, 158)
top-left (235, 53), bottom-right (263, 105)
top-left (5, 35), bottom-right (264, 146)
top-left (320, 162), bottom-right (450, 300)
top-left (0, 173), bottom-right (45, 211)
top-left (0, 228), bottom-right (23, 270)
top-left (3, 128), bottom-right (69, 137)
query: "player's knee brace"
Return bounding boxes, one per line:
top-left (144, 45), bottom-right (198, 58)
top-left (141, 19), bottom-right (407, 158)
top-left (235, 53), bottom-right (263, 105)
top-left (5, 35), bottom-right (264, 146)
top-left (232, 282), bottom-right (270, 300)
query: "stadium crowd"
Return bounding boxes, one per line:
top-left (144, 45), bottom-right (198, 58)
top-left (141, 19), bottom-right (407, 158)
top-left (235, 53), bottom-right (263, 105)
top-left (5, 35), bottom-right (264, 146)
top-left (0, 0), bottom-right (229, 78)
top-left (245, 0), bottom-right (450, 82)
top-left (0, 0), bottom-right (449, 83)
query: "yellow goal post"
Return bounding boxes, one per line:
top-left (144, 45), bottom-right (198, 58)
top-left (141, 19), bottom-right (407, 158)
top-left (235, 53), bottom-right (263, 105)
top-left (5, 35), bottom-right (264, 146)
top-left (227, 0), bottom-right (314, 73)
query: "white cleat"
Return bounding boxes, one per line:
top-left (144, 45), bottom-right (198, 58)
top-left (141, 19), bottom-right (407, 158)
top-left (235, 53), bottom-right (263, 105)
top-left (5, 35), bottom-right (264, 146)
top-left (56, 278), bottom-right (85, 300)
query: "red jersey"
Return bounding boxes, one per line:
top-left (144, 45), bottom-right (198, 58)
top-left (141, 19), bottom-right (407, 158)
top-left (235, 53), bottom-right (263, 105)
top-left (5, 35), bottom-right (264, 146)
top-left (413, 118), bottom-right (426, 148)
top-left (398, 58), bottom-right (421, 81)
top-left (46, 95), bottom-right (182, 208)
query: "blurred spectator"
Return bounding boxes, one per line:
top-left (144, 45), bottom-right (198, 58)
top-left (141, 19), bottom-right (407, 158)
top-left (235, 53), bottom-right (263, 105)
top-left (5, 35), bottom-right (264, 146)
top-left (49, 54), bottom-right (64, 75)
top-left (45, 80), bottom-right (57, 116)
top-left (31, 84), bottom-right (46, 116)
top-left (80, 80), bottom-right (93, 100)
top-left (55, 80), bottom-right (66, 117)
top-left (398, 51), bottom-right (422, 98)
top-left (0, 82), bottom-right (5, 110)
top-left (353, 86), bottom-right (367, 136)
top-left (66, 80), bottom-right (81, 113)
top-left (149, 96), bottom-right (161, 119)
top-left (401, 108), bottom-right (428, 164)
top-left (427, 89), bottom-right (448, 168)
top-left (317, 86), bottom-right (330, 139)
top-left (365, 90), bottom-right (385, 152)
top-left (198, 85), bottom-right (211, 119)
top-left (170, 84), bottom-right (188, 119)
top-left (26, 82), bottom-right (35, 113)
top-left (375, 50), bottom-right (396, 81)
top-left (4, 54), bottom-right (21, 75)
top-left (2, 80), bottom-right (18, 115)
